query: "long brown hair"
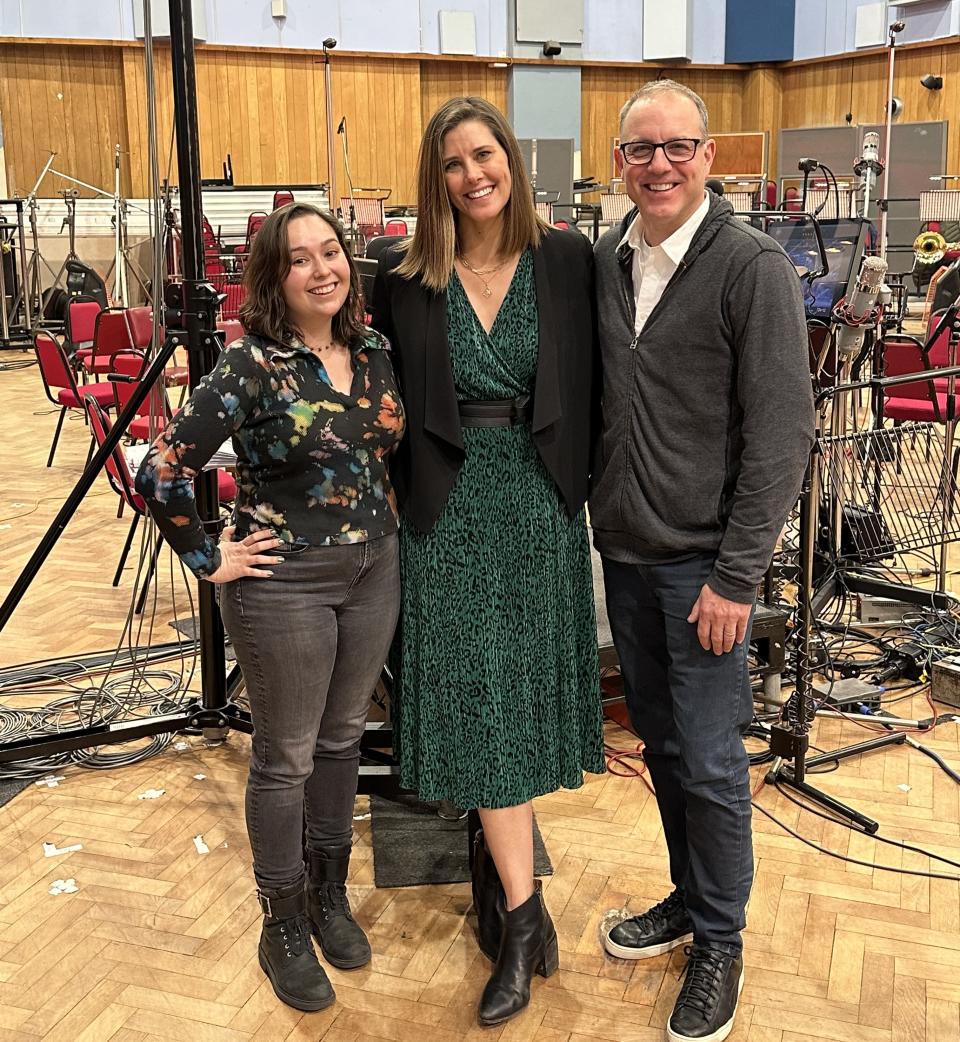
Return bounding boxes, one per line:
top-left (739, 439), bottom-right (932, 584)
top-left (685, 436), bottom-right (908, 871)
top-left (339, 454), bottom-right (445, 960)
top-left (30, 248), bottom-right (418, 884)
top-left (396, 96), bottom-right (548, 291)
top-left (239, 203), bottom-right (366, 348)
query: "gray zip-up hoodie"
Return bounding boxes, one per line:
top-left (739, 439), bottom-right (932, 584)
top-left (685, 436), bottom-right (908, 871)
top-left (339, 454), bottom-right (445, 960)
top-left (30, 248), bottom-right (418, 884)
top-left (589, 194), bottom-right (815, 603)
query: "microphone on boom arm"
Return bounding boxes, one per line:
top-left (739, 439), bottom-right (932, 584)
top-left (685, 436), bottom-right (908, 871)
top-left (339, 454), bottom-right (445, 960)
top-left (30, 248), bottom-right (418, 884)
top-left (833, 255), bottom-right (888, 358)
top-left (853, 131), bottom-right (883, 193)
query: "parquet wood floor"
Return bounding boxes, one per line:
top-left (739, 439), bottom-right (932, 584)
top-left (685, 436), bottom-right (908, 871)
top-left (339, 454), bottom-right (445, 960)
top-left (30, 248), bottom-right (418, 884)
top-left (2, 349), bottom-right (959, 1042)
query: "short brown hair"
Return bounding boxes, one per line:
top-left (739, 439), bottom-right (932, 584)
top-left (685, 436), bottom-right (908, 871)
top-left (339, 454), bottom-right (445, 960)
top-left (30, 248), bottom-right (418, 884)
top-left (396, 96), bottom-right (548, 291)
top-left (619, 79), bottom-right (709, 138)
top-left (239, 203), bottom-right (366, 348)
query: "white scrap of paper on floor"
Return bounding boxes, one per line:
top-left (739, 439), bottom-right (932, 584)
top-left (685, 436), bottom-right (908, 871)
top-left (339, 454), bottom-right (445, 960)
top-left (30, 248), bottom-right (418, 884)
top-left (35, 776), bottom-right (65, 788)
top-left (174, 741), bottom-right (189, 751)
top-left (193, 774), bottom-right (206, 780)
top-left (49, 878), bottom-right (79, 895)
top-left (43, 842), bottom-right (82, 857)
top-left (194, 835), bottom-right (210, 855)
top-left (138, 789), bottom-right (166, 800)
top-left (898, 783), bottom-right (911, 792)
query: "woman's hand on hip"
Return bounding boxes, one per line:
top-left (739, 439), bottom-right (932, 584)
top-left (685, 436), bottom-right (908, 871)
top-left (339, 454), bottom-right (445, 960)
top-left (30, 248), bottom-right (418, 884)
top-left (205, 527), bottom-right (283, 583)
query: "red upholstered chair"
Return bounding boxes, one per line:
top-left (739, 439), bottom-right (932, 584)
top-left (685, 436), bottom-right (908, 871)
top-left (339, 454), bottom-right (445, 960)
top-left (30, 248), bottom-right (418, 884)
top-left (66, 299), bottom-right (102, 369)
top-left (244, 212), bottom-right (269, 254)
top-left (384, 219), bottom-right (408, 236)
top-left (273, 190), bottom-right (295, 210)
top-left (126, 306), bottom-right (155, 350)
top-left (219, 282), bottom-right (247, 321)
top-left (33, 331), bottom-right (115, 467)
top-left (110, 352), bottom-right (176, 443)
top-left (124, 305), bottom-right (190, 398)
top-left (83, 396), bottom-right (236, 608)
top-left (880, 332), bottom-right (959, 424)
top-left (87, 308), bottom-right (141, 377)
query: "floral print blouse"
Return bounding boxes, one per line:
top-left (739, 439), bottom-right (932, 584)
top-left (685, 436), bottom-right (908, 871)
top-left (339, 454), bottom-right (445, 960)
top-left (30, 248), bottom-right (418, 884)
top-left (134, 331), bottom-right (405, 578)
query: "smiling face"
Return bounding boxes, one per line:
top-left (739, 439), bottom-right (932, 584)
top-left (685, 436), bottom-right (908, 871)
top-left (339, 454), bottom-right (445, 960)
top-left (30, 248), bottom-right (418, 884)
top-left (617, 92), bottom-right (716, 247)
top-left (441, 119), bottom-right (513, 236)
top-left (281, 214), bottom-right (352, 334)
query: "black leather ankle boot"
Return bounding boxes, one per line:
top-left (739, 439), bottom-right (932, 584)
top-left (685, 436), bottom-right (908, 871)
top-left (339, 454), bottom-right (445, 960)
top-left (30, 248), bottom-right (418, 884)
top-left (478, 880), bottom-right (559, 1026)
top-left (306, 846), bottom-right (371, 969)
top-left (258, 882), bottom-right (335, 1012)
top-left (472, 828), bottom-right (505, 961)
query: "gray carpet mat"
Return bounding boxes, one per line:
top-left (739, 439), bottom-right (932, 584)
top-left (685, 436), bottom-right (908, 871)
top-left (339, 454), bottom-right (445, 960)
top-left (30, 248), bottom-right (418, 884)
top-left (0, 776), bottom-right (34, 809)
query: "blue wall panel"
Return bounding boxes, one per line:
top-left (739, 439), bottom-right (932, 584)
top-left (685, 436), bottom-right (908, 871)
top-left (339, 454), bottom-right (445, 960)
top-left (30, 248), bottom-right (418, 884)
top-left (793, 0), bottom-right (829, 62)
top-left (509, 66), bottom-right (581, 149)
top-left (831, 1), bottom-right (959, 58)
top-left (582, 0), bottom-right (643, 63)
top-left (724, 0), bottom-right (795, 63)
top-left (693, 3), bottom-right (727, 65)
top-left (20, 0), bottom-right (128, 40)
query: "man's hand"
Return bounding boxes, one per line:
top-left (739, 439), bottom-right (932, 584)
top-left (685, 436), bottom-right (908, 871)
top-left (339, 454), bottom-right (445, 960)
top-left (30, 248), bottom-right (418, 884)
top-left (687, 584), bottom-right (752, 656)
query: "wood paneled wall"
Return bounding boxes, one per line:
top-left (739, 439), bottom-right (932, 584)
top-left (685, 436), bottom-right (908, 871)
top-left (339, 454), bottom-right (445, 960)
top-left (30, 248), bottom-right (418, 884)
top-left (780, 43), bottom-right (960, 174)
top-left (0, 42), bottom-right (512, 206)
top-left (419, 62), bottom-right (509, 130)
top-left (579, 67), bottom-right (749, 191)
top-left (0, 44), bottom-right (129, 199)
top-left (1, 39), bottom-right (957, 207)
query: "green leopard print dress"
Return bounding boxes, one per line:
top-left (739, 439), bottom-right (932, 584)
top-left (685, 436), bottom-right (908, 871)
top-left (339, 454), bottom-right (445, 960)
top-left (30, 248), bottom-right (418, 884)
top-left (393, 249), bottom-right (605, 808)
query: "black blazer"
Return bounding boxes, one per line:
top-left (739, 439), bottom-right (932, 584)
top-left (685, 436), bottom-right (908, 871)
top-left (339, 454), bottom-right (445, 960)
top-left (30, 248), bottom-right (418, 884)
top-left (370, 227), bottom-right (597, 534)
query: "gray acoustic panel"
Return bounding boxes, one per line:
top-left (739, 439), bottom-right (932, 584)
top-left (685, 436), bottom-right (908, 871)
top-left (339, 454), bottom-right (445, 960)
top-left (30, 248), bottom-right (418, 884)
top-left (518, 138), bottom-right (575, 207)
top-left (515, 0), bottom-right (583, 44)
top-left (858, 122), bottom-right (947, 201)
top-left (860, 122), bottom-right (947, 263)
top-left (778, 121), bottom-right (948, 273)
top-left (778, 126), bottom-right (859, 184)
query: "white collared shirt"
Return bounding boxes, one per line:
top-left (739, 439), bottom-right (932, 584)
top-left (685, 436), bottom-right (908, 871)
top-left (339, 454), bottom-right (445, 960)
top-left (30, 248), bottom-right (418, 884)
top-left (618, 193), bottom-right (710, 335)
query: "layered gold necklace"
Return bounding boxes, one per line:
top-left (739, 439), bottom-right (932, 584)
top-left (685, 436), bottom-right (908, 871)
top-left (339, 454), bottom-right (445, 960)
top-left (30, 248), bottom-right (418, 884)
top-left (456, 254), bottom-right (511, 298)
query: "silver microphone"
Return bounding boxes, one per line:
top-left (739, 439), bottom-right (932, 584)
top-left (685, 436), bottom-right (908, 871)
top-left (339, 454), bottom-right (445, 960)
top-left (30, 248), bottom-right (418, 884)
top-left (834, 255), bottom-right (888, 357)
top-left (853, 131), bottom-right (883, 185)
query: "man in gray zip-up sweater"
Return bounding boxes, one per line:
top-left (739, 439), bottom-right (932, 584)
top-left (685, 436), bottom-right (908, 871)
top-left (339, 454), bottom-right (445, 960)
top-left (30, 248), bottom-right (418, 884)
top-left (592, 81), bottom-right (814, 1042)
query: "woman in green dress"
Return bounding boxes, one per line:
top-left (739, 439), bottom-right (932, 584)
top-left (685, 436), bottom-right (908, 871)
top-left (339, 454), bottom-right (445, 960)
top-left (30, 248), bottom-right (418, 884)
top-left (371, 96), bottom-right (604, 1026)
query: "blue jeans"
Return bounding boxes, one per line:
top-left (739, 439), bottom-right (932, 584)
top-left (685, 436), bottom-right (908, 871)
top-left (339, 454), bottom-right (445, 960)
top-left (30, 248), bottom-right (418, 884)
top-left (219, 533), bottom-right (399, 891)
top-left (602, 553), bottom-right (754, 952)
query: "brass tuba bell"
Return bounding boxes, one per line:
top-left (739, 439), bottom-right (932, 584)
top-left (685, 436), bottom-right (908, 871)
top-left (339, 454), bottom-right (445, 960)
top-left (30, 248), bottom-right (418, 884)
top-left (913, 229), bottom-right (959, 266)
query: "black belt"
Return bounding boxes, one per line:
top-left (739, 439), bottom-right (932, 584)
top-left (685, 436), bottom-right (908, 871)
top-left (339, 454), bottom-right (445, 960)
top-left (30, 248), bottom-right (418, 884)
top-left (458, 395), bottom-right (532, 427)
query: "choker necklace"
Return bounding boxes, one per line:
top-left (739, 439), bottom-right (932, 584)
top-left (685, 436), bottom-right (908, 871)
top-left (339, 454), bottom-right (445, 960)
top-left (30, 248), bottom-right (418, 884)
top-left (303, 337), bottom-right (335, 355)
top-left (457, 254), bottom-right (510, 298)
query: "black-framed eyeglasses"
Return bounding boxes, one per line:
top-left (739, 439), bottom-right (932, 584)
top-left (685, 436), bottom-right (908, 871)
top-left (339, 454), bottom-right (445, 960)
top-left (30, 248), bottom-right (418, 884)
top-left (619, 138), bottom-right (703, 166)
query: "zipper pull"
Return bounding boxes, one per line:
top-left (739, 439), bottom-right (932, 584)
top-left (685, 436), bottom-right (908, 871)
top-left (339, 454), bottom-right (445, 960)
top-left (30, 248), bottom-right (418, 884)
top-left (629, 334), bottom-right (640, 351)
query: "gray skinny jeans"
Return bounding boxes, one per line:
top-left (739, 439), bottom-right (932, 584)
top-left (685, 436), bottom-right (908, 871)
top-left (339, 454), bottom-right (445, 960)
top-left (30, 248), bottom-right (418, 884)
top-left (219, 532), bottom-right (399, 891)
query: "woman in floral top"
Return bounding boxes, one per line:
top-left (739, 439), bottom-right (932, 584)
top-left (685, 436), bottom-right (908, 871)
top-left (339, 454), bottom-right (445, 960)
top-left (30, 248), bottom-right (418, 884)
top-left (135, 204), bottom-right (404, 1013)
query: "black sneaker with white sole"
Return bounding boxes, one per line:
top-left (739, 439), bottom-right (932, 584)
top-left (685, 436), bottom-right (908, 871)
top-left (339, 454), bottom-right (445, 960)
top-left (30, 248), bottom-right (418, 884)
top-left (604, 890), bottom-right (693, 960)
top-left (668, 944), bottom-right (744, 1042)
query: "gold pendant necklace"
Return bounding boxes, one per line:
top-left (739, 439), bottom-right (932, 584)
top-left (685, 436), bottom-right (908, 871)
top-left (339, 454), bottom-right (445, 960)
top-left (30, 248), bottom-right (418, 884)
top-left (457, 255), bottom-right (509, 299)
